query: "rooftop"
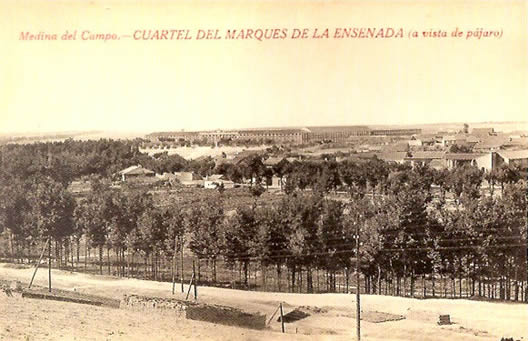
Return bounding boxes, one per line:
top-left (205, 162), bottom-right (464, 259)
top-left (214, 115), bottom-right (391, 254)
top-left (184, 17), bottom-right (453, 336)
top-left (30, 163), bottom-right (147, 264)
top-left (473, 138), bottom-right (506, 149)
top-left (376, 152), bottom-right (408, 161)
top-left (497, 150), bottom-right (528, 160)
top-left (444, 153), bottom-right (486, 160)
top-left (405, 151), bottom-right (445, 159)
top-left (118, 165), bottom-right (155, 175)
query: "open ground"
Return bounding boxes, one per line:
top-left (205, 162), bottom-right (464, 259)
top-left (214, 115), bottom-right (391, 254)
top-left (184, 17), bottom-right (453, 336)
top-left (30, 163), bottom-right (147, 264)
top-left (1, 263), bottom-right (526, 341)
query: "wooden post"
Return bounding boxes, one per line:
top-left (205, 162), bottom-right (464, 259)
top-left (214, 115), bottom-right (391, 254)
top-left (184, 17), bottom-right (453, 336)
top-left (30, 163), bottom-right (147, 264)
top-left (185, 273), bottom-right (195, 300)
top-left (29, 238), bottom-right (49, 289)
top-left (193, 260), bottom-right (198, 300)
top-left (355, 223), bottom-right (361, 341)
top-left (266, 305), bottom-right (280, 325)
top-left (48, 237), bottom-right (52, 293)
top-left (180, 237), bottom-right (184, 293)
top-left (279, 302), bottom-right (285, 333)
top-left (171, 232), bottom-right (178, 295)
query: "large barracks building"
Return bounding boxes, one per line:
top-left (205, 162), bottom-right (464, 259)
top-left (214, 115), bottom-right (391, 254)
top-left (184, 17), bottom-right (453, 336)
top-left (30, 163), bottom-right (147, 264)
top-left (146, 126), bottom-right (421, 144)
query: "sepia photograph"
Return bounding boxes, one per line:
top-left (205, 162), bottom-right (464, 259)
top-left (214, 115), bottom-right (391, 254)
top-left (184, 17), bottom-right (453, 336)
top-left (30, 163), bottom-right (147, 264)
top-left (0, 0), bottom-right (527, 340)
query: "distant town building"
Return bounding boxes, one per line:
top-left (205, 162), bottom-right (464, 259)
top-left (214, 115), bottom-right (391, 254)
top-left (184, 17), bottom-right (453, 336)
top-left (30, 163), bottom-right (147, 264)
top-left (199, 131), bottom-right (240, 143)
top-left (444, 153), bottom-right (493, 171)
top-left (404, 151), bottom-right (446, 168)
top-left (472, 127), bottom-right (496, 136)
top-left (495, 150), bottom-right (528, 169)
top-left (238, 129), bottom-right (306, 144)
top-left (204, 174), bottom-right (235, 189)
top-left (503, 137), bottom-right (528, 149)
top-left (442, 134), bottom-right (467, 147)
top-left (304, 125), bottom-right (370, 142)
top-left (407, 137), bottom-right (422, 147)
top-left (369, 128), bottom-right (422, 136)
top-left (174, 172), bottom-right (203, 186)
top-left (146, 126), bottom-right (424, 145)
top-left (473, 137), bottom-right (506, 152)
top-left (268, 175), bottom-right (286, 189)
top-left (465, 136), bottom-right (480, 147)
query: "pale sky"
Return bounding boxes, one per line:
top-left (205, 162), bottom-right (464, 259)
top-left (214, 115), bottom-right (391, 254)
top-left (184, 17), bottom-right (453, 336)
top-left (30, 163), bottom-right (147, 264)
top-left (0, 0), bottom-right (526, 134)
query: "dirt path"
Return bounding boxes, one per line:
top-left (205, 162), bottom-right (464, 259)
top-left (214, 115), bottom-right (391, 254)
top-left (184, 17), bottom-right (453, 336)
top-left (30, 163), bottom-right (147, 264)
top-left (1, 263), bottom-right (526, 340)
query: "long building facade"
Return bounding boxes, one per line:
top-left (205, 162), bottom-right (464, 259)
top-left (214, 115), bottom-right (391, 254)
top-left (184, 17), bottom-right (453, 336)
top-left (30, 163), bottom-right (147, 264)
top-left (370, 128), bottom-right (422, 136)
top-left (146, 126), bottom-right (422, 144)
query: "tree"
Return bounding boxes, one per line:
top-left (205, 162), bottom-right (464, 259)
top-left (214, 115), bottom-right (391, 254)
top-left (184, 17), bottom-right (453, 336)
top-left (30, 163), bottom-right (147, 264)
top-left (484, 169), bottom-right (500, 196)
top-left (315, 161), bottom-right (341, 194)
top-left (137, 207), bottom-right (166, 279)
top-left (0, 178), bottom-right (33, 260)
top-left (255, 204), bottom-right (289, 291)
top-left (250, 183), bottom-right (266, 208)
top-left (224, 207), bottom-right (258, 286)
top-left (186, 198), bottom-right (226, 283)
top-left (496, 164), bottom-right (522, 195)
top-left (284, 193), bottom-right (323, 292)
top-left (29, 176), bottom-right (75, 243)
top-left (162, 204), bottom-right (185, 265)
top-left (339, 160), bottom-right (367, 198)
top-left (365, 157), bottom-right (389, 200)
top-left (28, 176), bottom-right (75, 279)
top-left (272, 158), bottom-right (291, 191)
top-left (446, 164), bottom-right (483, 205)
top-left (381, 187), bottom-right (432, 297)
top-left (318, 198), bottom-right (351, 292)
top-left (84, 180), bottom-right (115, 274)
top-left (241, 154), bottom-right (266, 186)
top-left (214, 162), bottom-right (243, 183)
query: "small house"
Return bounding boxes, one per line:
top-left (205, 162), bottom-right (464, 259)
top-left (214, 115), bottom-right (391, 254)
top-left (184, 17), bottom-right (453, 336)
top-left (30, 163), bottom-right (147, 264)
top-left (118, 165), bottom-right (155, 182)
top-left (174, 172), bottom-right (203, 186)
top-left (204, 174), bottom-right (235, 189)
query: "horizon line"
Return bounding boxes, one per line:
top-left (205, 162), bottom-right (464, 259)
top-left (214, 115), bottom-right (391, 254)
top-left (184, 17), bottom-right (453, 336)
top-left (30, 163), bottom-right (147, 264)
top-left (1, 120), bottom-right (527, 137)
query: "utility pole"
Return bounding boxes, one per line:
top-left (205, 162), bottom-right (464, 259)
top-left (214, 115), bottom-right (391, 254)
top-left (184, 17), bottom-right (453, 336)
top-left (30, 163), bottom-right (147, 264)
top-left (279, 302), bottom-right (285, 333)
top-left (29, 238), bottom-right (50, 289)
top-left (48, 236), bottom-right (52, 293)
top-left (355, 222), bottom-right (361, 341)
top-left (171, 232), bottom-right (178, 295)
top-left (180, 236), bottom-right (184, 293)
top-left (193, 260), bottom-right (197, 300)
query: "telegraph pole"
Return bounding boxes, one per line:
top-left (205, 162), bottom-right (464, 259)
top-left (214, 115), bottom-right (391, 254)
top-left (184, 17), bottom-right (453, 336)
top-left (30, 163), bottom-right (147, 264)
top-left (48, 236), bottom-right (52, 293)
top-left (355, 222), bottom-right (361, 341)
top-left (180, 236), bottom-right (185, 293)
top-left (28, 237), bottom-right (50, 289)
top-left (171, 232), bottom-right (178, 295)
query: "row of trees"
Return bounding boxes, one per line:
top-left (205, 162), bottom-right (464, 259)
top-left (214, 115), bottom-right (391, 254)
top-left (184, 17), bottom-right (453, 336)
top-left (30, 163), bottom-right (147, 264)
top-left (215, 154), bottom-right (525, 201)
top-left (1, 172), bottom-right (526, 300)
top-left (0, 140), bottom-right (223, 182)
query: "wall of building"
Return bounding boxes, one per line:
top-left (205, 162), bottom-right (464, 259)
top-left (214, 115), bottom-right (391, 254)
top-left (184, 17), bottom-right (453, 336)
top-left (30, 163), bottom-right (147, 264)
top-left (370, 129), bottom-right (422, 136)
top-left (148, 127), bottom-right (423, 144)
